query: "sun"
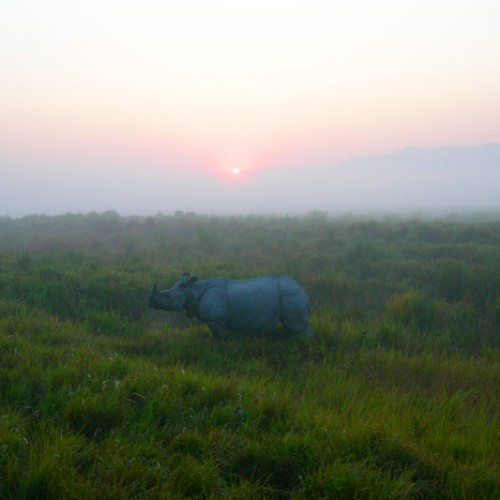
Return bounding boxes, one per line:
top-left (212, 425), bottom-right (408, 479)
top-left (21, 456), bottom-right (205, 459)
top-left (222, 165), bottom-right (248, 183)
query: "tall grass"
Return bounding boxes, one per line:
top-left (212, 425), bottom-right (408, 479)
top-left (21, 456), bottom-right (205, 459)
top-left (0, 213), bottom-right (499, 497)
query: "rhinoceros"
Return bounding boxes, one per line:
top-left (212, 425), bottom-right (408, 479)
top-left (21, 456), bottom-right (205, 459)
top-left (149, 273), bottom-right (313, 338)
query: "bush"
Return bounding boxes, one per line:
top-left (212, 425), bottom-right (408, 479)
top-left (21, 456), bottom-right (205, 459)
top-left (385, 291), bottom-right (436, 331)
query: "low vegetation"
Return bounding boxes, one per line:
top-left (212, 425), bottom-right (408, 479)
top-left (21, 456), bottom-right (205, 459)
top-left (0, 211), bottom-right (499, 498)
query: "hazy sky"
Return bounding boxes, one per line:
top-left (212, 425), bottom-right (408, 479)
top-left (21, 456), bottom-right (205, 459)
top-left (1, 1), bottom-right (499, 216)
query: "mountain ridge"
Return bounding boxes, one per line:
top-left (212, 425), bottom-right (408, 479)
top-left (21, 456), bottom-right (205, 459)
top-left (248, 143), bottom-right (500, 214)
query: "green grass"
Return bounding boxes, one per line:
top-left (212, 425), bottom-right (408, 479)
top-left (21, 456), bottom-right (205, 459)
top-left (0, 212), bottom-right (499, 498)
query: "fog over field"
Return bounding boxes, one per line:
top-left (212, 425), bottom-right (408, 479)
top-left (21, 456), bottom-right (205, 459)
top-left (1, 144), bottom-right (499, 217)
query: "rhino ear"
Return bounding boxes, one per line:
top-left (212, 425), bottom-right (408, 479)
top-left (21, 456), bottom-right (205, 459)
top-left (180, 274), bottom-right (197, 289)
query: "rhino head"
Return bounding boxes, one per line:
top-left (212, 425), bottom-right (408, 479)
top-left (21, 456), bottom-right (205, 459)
top-left (148, 273), bottom-right (198, 311)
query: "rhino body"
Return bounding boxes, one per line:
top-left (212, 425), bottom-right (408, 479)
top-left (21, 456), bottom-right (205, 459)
top-left (149, 273), bottom-right (313, 338)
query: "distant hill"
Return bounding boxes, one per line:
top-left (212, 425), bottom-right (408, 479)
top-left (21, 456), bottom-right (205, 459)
top-left (242, 143), bottom-right (500, 214)
top-left (1, 143), bottom-right (499, 216)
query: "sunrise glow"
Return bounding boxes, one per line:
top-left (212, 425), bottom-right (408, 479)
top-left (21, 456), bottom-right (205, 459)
top-left (1, 1), bottom-right (499, 216)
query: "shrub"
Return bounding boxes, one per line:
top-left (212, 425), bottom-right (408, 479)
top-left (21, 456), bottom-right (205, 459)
top-left (385, 291), bottom-right (436, 331)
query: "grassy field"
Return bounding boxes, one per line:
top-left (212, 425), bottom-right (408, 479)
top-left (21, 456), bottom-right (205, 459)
top-left (0, 212), bottom-right (499, 498)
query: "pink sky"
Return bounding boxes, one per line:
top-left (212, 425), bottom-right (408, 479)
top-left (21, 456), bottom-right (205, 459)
top-left (1, 1), bottom-right (500, 215)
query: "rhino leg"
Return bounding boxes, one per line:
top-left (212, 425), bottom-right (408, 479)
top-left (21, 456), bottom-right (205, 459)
top-left (281, 318), bottom-right (314, 337)
top-left (206, 320), bottom-right (226, 338)
top-left (280, 292), bottom-right (313, 337)
top-left (304, 325), bottom-right (314, 337)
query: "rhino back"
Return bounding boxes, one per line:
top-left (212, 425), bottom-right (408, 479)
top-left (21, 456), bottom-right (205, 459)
top-left (192, 276), bottom-right (308, 334)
